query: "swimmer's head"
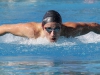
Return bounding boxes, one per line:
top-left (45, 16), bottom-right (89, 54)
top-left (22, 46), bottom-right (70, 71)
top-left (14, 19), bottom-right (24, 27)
top-left (42, 10), bottom-right (62, 42)
top-left (42, 10), bottom-right (62, 26)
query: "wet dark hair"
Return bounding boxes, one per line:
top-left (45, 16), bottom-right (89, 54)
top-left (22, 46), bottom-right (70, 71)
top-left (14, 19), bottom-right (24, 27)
top-left (42, 10), bottom-right (62, 26)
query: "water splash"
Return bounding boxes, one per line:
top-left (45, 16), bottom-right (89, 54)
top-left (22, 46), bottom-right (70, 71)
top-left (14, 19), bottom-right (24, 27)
top-left (0, 32), bottom-right (100, 45)
top-left (76, 32), bottom-right (100, 43)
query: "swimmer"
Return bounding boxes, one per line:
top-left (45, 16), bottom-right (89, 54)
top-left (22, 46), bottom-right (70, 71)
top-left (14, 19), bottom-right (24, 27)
top-left (0, 10), bottom-right (100, 42)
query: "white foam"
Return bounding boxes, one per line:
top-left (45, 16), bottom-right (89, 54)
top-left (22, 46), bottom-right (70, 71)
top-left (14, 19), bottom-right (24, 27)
top-left (76, 32), bottom-right (100, 43)
top-left (0, 34), bottom-right (50, 45)
top-left (0, 32), bottom-right (100, 45)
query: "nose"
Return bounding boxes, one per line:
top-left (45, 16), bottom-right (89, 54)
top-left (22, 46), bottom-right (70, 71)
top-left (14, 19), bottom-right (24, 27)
top-left (50, 30), bottom-right (55, 37)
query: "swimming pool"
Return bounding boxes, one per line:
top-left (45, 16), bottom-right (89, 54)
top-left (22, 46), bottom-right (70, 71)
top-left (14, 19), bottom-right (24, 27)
top-left (0, 0), bottom-right (100, 75)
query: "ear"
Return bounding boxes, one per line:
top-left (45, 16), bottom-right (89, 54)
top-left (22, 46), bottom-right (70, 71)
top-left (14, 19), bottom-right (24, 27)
top-left (42, 25), bottom-right (44, 30)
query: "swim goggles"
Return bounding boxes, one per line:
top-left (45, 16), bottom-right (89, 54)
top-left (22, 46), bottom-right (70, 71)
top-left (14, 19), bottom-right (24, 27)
top-left (45, 27), bottom-right (61, 33)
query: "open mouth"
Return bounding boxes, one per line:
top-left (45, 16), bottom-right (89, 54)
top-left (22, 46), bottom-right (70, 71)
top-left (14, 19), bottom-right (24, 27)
top-left (52, 38), bottom-right (56, 40)
top-left (51, 37), bottom-right (56, 42)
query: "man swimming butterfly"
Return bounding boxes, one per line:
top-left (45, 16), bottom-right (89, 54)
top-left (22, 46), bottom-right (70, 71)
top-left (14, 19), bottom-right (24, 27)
top-left (0, 10), bottom-right (100, 42)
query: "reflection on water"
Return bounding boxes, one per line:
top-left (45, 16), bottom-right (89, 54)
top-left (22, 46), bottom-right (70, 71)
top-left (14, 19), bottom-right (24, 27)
top-left (0, 56), bottom-right (100, 75)
top-left (84, 0), bottom-right (97, 3)
top-left (0, 0), bottom-right (37, 2)
top-left (0, 0), bottom-right (98, 3)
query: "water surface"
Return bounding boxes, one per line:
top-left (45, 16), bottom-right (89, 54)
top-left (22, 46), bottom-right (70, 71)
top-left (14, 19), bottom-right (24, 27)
top-left (0, 0), bottom-right (100, 75)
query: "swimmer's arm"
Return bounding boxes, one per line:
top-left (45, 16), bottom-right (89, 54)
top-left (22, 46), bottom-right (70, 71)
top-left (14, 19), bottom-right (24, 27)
top-left (78, 22), bottom-right (100, 35)
top-left (0, 24), bottom-right (24, 36)
top-left (62, 22), bottom-right (100, 37)
top-left (0, 23), bottom-right (35, 38)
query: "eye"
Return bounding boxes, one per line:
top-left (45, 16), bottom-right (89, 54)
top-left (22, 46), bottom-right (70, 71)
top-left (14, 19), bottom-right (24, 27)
top-left (45, 27), bottom-right (52, 32)
top-left (54, 27), bottom-right (60, 32)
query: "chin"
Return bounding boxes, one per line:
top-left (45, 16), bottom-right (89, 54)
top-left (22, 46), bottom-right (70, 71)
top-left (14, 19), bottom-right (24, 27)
top-left (50, 40), bottom-right (56, 42)
top-left (49, 38), bottom-right (57, 42)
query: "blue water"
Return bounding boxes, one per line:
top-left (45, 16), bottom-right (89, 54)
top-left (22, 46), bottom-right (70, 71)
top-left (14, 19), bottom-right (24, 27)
top-left (0, 0), bottom-right (100, 75)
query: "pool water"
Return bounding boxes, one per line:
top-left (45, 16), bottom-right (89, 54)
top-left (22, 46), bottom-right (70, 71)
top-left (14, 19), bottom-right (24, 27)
top-left (0, 0), bottom-right (100, 75)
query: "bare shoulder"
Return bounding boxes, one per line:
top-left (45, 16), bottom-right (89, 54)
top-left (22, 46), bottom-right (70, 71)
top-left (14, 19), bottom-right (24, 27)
top-left (7, 22), bottom-right (42, 30)
top-left (14, 22), bottom-right (41, 27)
top-left (1, 22), bottom-right (40, 28)
top-left (62, 22), bottom-right (92, 28)
top-left (63, 22), bottom-right (80, 28)
top-left (14, 22), bottom-right (42, 34)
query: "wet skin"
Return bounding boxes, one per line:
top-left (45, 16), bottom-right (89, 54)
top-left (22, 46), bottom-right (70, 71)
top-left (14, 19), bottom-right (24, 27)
top-left (0, 21), bottom-right (100, 43)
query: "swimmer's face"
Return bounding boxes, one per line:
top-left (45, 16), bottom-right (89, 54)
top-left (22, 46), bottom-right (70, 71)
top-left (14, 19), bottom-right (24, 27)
top-left (43, 22), bottom-right (61, 42)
